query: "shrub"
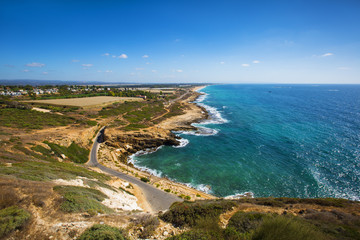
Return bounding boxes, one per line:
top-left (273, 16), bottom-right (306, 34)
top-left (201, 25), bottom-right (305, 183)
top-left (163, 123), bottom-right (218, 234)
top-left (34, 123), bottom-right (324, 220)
top-left (53, 185), bottom-right (112, 214)
top-left (168, 228), bottom-right (223, 240)
top-left (252, 215), bottom-right (326, 240)
top-left (164, 189), bottom-right (171, 193)
top-left (160, 200), bottom-right (236, 228)
top-left (0, 160), bottom-right (110, 182)
top-left (0, 206), bottom-right (31, 238)
top-left (78, 224), bottom-right (128, 240)
top-left (86, 120), bottom-right (97, 126)
top-left (227, 211), bottom-right (269, 234)
top-left (44, 141), bottom-right (89, 163)
top-left (140, 177), bottom-right (150, 183)
top-left (131, 214), bottom-right (159, 239)
top-left (0, 187), bottom-right (20, 210)
top-left (0, 108), bottom-right (74, 129)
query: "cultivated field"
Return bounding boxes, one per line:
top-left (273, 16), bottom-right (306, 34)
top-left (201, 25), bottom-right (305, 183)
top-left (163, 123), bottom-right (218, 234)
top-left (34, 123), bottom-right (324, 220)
top-left (24, 96), bottom-right (143, 108)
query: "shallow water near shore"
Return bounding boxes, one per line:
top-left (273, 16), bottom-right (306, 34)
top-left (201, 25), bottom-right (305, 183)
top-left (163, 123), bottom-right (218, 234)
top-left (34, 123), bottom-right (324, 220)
top-left (132, 84), bottom-right (360, 200)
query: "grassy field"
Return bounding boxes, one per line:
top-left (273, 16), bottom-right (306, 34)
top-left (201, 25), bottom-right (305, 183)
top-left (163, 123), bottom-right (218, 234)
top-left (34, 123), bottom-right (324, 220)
top-left (0, 108), bottom-right (75, 129)
top-left (24, 96), bottom-right (143, 107)
top-left (53, 185), bottom-right (112, 214)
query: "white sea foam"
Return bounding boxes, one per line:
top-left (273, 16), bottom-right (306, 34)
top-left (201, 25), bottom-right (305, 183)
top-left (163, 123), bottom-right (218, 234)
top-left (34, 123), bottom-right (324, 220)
top-left (173, 138), bottom-right (189, 148)
top-left (128, 146), bottom-right (164, 177)
top-left (182, 182), bottom-right (213, 194)
top-left (194, 92), bottom-right (208, 103)
top-left (174, 125), bottom-right (219, 136)
top-left (134, 165), bottom-right (163, 177)
top-left (310, 167), bottom-right (360, 201)
top-left (224, 192), bottom-right (254, 199)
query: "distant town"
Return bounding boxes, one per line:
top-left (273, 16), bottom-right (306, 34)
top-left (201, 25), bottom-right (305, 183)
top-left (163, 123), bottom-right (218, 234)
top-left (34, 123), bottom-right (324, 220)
top-left (0, 84), bottom-right (191, 100)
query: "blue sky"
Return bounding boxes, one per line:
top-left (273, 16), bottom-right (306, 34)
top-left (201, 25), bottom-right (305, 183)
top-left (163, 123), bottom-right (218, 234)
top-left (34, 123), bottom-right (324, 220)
top-left (1, 0), bottom-right (360, 83)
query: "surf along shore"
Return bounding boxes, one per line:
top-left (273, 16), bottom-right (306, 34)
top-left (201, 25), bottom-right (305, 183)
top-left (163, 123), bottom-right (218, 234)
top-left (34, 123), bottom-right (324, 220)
top-left (94, 86), bottom-right (217, 210)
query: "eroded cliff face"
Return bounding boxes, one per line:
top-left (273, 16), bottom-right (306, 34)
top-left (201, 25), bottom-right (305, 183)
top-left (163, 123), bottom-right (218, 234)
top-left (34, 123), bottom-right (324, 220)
top-left (104, 129), bottom-right (180, 163)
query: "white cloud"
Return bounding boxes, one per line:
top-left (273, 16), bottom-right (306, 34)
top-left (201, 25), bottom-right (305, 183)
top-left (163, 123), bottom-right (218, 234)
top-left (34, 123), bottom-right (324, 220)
top-left (42, 72), bottom-right (48, 75)
top-left (142, 55), bottom-right (149, 58)
top-left (252, 60), bottom-right (260, 64)
top-left (338, 67), bottom-right (351, 70)
top-left (146, 62), bottom-right (150, 65)
top-left (118, 54), bottom-right (128, 59)
top-left (102, 53), bottom-right (110, 56)
top-left (105, 70), bottom-right (112, 73)
top-left (22, 69), bottom-right (30, 72)
top-left (135, 68), bottom-right (144, 71)
top-left (26, 62), bottom-right (45, 67)
top-left (242, 64), bottom-right (250, 67)
top-left (220, 62), bottom-right (225, 64)
top-left (97, 70), bottom-right (102, 73)
top-left (72, 59), bottom-right (80, 62)
top-left (112, 55), bottom-right (117, 58)
top-left (176, 69), bottom-right (183, 73)
top-left (151, 70), bottom-right (157, 73)
top-left (322, 53), bottom-right (334, 57)
top-left (82, 64), bottom-right (93, 67)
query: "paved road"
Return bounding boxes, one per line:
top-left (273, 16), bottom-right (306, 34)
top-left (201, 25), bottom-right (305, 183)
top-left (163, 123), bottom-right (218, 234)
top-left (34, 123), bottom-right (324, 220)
top-left (87, 127), bottom-right (182, 212)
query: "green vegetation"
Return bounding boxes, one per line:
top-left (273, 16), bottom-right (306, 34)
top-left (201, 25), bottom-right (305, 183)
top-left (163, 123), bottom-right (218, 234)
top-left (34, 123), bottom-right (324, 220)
top-left (78, 224), bottom-right (128, 240)
top-left (140, 177), bottom-right (150, 183)
top-left (53, 185), bottom-right (112, 214)
top-left (252, 216), bottom-right (326, 240)
top-left (0, 160), bottom-right (110, 182)
top-left (42, 141), bottom-right (89, 163)
top-left (122, 123), bottom-right (148, 131)
top-left (131, 214), bottom-right (159, 239)
top-left (0, 206), bottom-right (31, 238)
top-left (160, 200), bottom-right (236, 228)
top-left (227, 211), bottom-right (268, 234)
top-left (99, 101), bottom-right (145, 118)
top-left (86, 120), bottom-right (97, 126)
top-left (237, 197), bottom-right (352, 208)
top-left (123, 101), bottom-right (166, 124)
top-left (166, 200), bottom-right (360, 240)
top-left (38, 92), bottom-right (108, 100)
top-left (14, 144), bottom-right (55, 162)
top-left (153, 103), bottom-right (184, 124)
top-left (32, 104), bottom-right (79, 113)
top-left (0, 108), bottom-right (74, 129)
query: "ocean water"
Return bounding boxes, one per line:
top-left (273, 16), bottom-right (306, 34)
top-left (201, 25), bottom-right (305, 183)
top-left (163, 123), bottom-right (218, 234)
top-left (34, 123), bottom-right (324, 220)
top-left (131, 84), bottom-right (360, 200)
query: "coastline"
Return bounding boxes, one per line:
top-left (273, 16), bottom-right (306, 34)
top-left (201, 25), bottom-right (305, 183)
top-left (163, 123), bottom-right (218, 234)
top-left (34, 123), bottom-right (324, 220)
top-left (97, 85), bottom-right (217, 203)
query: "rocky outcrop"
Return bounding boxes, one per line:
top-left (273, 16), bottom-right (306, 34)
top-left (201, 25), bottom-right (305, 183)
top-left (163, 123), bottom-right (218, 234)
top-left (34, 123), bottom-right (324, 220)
top-left (104, 131), bottom-right (180, 163)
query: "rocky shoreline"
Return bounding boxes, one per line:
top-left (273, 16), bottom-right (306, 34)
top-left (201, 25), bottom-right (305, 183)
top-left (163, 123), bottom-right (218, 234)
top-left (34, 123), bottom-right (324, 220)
top-left (104, 87), bottom-right (208, 165)
top-left (97, 87), bottom-right (216, 201)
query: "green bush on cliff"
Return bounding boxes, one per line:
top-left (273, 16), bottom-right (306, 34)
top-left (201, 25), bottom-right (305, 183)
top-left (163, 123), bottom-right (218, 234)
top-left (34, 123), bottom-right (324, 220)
top-left (0, 206), bottom-right (31, 238)
top-left (160, 200), bottom-right (237, 228)
top-left (53, 185), bottom-right (112, 214)
top-left (43, 141), bottom-right (89, 163)
top-left (252, 215), bottom-right (326, 240)
top-left (227, 211), bottom-right (270, 234)
top-left (78, 224), bottom-right (128, 240)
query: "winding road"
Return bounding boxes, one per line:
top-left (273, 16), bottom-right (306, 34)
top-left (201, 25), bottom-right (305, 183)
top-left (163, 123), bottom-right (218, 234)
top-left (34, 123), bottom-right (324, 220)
top-left (87, 127), bottom-right (182, 212)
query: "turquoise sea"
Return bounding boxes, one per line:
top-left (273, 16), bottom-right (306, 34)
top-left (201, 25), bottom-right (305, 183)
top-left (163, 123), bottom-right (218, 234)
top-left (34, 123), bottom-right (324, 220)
top-left (131, 85), bottom-right (360, 200)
